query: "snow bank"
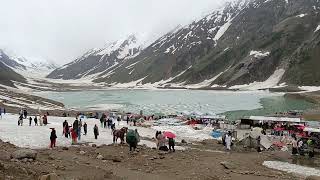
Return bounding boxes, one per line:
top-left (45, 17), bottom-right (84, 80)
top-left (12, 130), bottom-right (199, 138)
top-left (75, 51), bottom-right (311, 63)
top-left (249, 50), bottom-right (270, 58)
top-left (229, 69), bottom-right (285, 90)
top-left (263, 161), bottom-right (320, 177)
top-left (152, 125), bottom-right (214, 142)
top-left (0, 114), bottom-right (214, 149)
top-left (298, 86), bottom-right (320, 92)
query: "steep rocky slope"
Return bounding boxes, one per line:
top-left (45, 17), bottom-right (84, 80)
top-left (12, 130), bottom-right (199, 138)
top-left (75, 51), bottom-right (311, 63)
top-left (47, 0), bottom-right (320, 89)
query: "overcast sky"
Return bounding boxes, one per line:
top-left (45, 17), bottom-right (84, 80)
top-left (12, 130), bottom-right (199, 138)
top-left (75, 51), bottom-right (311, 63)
top-left (0, 0), bottom-right (226, 65)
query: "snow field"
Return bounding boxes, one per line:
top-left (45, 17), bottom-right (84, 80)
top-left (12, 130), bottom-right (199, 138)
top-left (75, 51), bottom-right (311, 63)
top-left (0, 114), bottom-right (213, 149)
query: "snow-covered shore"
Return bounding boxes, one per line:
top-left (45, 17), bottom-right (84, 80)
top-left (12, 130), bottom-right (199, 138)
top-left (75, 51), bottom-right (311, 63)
top-left (0, 114), bottom-right (214, 149)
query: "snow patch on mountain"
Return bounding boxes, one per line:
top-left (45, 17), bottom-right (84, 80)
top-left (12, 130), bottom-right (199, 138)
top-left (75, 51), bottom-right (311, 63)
top-left (213, 17), bottom-right (234, 41)
top-left (296, 14), bottom-right (307, 18)
top-left (229, 68), bottom-right (285, 90)
top-left (315, 25), bottom-right (320, 33)
top-left (112, 76), bottom-right (148, 88)
top-left (249, 50), bottom-right (270, 58)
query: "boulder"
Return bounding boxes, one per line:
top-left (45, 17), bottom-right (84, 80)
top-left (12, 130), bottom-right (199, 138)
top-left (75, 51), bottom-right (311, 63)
top-left (103, 155), bottom-right (123, 162)
top-left (220, 161), bottom-right (236, 170)
top-left (38, 173), bottom-right (59, 180)
top-left (11, 149), bottom-right (37, 160)
top-left (79, 151), bottom-right (86, 155)
top-left (181, 139), bottom-right (187, 143)
top-left (96, 155), bottom-right (104, 160)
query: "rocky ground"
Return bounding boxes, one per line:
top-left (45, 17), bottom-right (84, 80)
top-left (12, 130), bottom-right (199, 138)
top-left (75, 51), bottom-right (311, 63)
top-left (0, 138), bottom-right (309, 180)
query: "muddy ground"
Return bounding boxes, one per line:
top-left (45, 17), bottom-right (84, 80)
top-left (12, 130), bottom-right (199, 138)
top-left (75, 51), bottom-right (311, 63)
top-left (0, 138), bottom-right (307, 180)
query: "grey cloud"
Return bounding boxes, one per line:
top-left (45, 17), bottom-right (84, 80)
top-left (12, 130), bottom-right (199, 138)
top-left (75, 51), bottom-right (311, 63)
top-left (0, 0), bottom-right (226, 64)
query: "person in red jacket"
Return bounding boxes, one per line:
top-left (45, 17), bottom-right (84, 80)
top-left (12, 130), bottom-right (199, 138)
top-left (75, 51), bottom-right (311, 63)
top-left (71, 128), bottom-right (77, 144)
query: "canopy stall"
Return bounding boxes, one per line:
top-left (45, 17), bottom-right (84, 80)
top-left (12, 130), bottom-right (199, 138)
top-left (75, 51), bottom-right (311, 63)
top-left (303, 127), bottom-right (320, 133)
top-left (240, 116), bottom-right (305, 128)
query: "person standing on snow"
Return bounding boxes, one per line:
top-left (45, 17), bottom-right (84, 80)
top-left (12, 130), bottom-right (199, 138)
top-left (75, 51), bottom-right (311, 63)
top-left (78, 119), bottom-right (82, 141)
top-left (71, 128), bottom-right (77, 144)
top-left (73, 118), bottom-right (79, 139)
top-left (18, 114), bottom-right (23, 126)
top-left (117, 116), bottom-right (121, 126)
top-left (50, 128), bottom-right (57, 149)
top-left (0, 107), bottom-right (2, 119)
top-left (39, 115), bottom-right (43, 126)
top-left (93, 124), bottom-right (99, 139)
top-left (83, 122), bottom-right (87, 135)
top-left (23, 109), bottom-right (28, 119)
top-left (29, 117), bottom-right (32, 126)
top-left (34, 116), bottom-right (38, 126)
top-left (225, 131), bottom-right (232, 151)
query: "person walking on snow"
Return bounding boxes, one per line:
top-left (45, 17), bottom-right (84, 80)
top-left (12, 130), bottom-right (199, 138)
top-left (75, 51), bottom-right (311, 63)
top-left (93, 124), bottom-right (99, 139)
top-left (50, 128), bottom-right (57, 149)
top-left (0, 107), bottom-right (2, 119)
top-left (29, 117), bottom-right (32, 126)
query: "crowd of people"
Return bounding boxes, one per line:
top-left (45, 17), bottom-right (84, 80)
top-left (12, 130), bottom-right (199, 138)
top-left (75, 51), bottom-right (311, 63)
top-left (16, 109), bottom-right (48, 126)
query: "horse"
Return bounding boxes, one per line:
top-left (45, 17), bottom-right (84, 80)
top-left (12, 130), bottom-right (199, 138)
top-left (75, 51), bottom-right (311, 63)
top-left (113, 127), bottom-right (128, 144)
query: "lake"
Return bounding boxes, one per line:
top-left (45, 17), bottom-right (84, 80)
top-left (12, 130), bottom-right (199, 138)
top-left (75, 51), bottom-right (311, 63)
top-left (36, 89), bottom-right (315, 119)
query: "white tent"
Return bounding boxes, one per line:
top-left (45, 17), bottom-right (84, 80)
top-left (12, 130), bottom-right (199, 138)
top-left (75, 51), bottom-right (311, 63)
top-left (303, 127), bottom-right (320, 133)
top-left (248, 116), bottom-right (301, 123)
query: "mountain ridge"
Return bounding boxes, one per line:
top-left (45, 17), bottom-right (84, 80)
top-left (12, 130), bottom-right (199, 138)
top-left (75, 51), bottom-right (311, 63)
top-left (44, 0), bottom-right (320, 89)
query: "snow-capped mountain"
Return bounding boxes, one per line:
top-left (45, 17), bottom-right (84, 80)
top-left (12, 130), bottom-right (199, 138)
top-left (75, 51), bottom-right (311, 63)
top-left (47, 35), bottom-right (143, 80)
top-left (0, 49), bottom-right (59, 87)
top-left (12, 56), bottom-right (57, 72)
top-left (48, 0), bottom-right (320, 88)
top-left (0, 50), bottom-right (26, 87)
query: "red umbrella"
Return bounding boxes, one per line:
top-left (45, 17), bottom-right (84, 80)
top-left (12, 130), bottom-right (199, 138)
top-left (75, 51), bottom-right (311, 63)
top-left (163, 131), bottom-right (176, 138)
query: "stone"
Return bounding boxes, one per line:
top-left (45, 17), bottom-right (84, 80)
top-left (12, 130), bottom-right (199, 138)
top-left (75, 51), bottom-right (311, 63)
top-left (62, 147), bottom-right (69, 150)
top-left (79, 151), bottom-right (86, 155)
top-left (38, 173), bottom-right (60, 180)
top-left (96, 155), bottom-right (104, 160)
top-left (159, 156), bottom-right (165, 159)
top-left (306, 176), bottom-right (320, 180)
top-left (11, 149), bottom-right (37, 160)
top-left (48, 155), bottom-right (55, 160)
top-left (181, 139), bottom-right (187, 143)
top-left (92, 144), bottom-right (97, 148)
top-left (22, 158), bottom-right (29, 163)
top-left (220, 161), bottom-right (235, 170)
